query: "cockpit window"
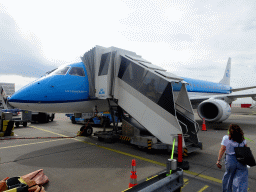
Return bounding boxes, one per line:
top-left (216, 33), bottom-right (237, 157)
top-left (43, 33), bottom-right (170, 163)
top-left (52, 66), bottom-right (70, 75)
top-left (69, 67), bottom-right (85, 77)
top-left (46, 68), bottom-right (57, 75)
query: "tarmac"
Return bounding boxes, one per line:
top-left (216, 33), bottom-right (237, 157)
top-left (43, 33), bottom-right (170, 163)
top-left (0, 107), bottom-right (256, 191)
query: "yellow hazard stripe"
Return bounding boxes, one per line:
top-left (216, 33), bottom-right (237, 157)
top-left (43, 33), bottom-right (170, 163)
top-left (119, 136), bottom-right (131, 141)
top-left (146, 175), bottom-right (158, 181)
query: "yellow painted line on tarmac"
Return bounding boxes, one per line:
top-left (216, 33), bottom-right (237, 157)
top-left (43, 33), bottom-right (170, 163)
top-left (181, 178), bottom-right (189, 189)
top-left (30, 126), bottom-right (69, 137)
top-left (0, 139), bottom-right (61, 150)
top-left (76, 137), bottom-right (166, 166)
top-left (184, 170), bottom-right (222, 184)
top-left (31, 126), bottom-right (223, 184)
top-left (198, 185), bottom-right (209, 192)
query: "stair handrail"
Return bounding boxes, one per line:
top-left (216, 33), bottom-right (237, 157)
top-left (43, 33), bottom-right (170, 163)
top-left (175, 103), bottom-right (194, 115)
top-left (176, 109), bottom-right (197, 126)
top-left (195, 121), bottom-right (200, 133)
top-left (178, 120), bottom-right (189, 136)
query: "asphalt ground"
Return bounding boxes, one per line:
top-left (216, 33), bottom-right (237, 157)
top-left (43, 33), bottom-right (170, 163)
top-left (0, 107), bottom-right (256, 191)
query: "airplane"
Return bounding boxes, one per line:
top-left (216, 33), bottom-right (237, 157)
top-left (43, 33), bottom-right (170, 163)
top-left (8, 54), bottom-right (256, 123)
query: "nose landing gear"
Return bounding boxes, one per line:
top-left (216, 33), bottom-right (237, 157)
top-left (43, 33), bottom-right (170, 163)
top-left (79, 125), bottom-right (93, 137)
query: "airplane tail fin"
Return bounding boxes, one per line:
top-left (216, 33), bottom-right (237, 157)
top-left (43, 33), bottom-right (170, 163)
top-left (219, 58), bottom-right (231, 86)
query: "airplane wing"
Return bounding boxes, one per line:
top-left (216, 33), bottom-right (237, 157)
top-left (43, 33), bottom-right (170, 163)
top-left (230, 86), bottom-right (256, 92)
top-left (190, 92), bottom-right (256, 105)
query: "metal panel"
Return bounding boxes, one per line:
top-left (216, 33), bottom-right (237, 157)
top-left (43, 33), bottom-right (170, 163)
top-left (155, 71), bottom-right (184, 81)
top-left (139, 61), bottom-right (166, 71)
top-left (81, 47), bottom-right (97, 98)
top-left (125, 54), bottom-right (151, 63)
top-left (175, 84), bottom-right (194, 121)
top-left (115, 79), bottom-right (182, 145)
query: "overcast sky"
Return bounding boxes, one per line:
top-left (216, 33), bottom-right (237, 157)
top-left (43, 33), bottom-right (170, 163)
top-left (0, 0), bottom-right (256, 102)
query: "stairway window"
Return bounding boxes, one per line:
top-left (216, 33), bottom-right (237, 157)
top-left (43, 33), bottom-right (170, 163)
top-left (98, 53), bottom-right (111, 76)
top-left (119, 57), bottom-right (147, 90)
top-left (139, 72), bottom-right (168, 103)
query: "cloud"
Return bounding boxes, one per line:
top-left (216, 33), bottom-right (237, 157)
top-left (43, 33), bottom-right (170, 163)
top-left (0, 0), bottom-right (256, 95)
top-left (0, 10), bottom-right (56, 77)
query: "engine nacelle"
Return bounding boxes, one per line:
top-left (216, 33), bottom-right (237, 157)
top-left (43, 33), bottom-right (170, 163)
top-left (197, 99), bottom-right (231, 122)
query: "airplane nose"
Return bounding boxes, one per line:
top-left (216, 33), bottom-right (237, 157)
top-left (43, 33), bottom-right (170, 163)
top-left (9, 77), bottom-right (49, 104)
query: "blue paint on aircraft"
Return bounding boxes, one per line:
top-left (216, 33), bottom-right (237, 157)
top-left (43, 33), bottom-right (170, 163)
top-left (182, 77), bottom-right (231, 94)
top-left (9, 62), bottom-right (232, 105)
top-left (10, 62), bottom-right (90, 104)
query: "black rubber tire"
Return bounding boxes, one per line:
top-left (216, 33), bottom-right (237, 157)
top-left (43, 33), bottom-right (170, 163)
top-left (50, 114), bottom-right (55, 121)
top-left (80, 125), bottom-right (93, 137)
top-left (15, 122), bottom-right (20, 128)
top-left (71, 116), bottom-right (76, 124)
top-left (46, 116), bottom-right (49, 123)
top-left (23, 122), bottom-right (27, 127)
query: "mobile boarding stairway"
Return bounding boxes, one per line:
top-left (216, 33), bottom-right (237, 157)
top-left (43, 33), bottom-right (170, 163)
top-left (80, 46), bottom-right (202, 153)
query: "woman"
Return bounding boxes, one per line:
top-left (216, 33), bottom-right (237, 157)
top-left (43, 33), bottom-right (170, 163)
top-left (217, 124), bottom-right (248, 192)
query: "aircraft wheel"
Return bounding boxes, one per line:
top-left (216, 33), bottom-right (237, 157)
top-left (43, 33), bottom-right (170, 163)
top-left (80, 125), bottom-right (93, 137)
top-left (50, 114), bottom-right (55, 121)
top-left (46, 115), bottom-right (49, 123)
top-left (23, 122), bottom-right (27, 127)
top-left (71, 116), bottom-right (76, 124)
top-left (15, 122), bottom-right (20, 128)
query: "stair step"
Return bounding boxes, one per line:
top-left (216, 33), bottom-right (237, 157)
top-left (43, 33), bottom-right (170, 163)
top-left (184, 141), bottom-right (194, 147)
top-left (186, 146), bottom-right (201, 153)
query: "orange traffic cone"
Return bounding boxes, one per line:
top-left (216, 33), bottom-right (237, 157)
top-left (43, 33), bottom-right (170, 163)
top-left (128, 159), bottom-right (137, 188)
top-left (202, 118), bottom-right (207, 131)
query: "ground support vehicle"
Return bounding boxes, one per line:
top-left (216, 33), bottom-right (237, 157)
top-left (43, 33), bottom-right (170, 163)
top-left (0, 112), bottom-right (15, 136)
top-left (71, 111), bottom-right (121, 137)
top-left (31, 112), bottom-right (55, 123)
top-left (66, 111), bottom-right (119, 126)
top-left (12, 110), bottom-right (32, 128)
top-left (1, 109), bottom-right (31, 128)
top-left (94, 118), bottom-right (174, 151)
top-left (95, 114), bottom-right (202, 155)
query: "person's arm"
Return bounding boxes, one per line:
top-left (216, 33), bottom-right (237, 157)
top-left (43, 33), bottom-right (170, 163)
top-left (216, 145), bottom-right (226, 168)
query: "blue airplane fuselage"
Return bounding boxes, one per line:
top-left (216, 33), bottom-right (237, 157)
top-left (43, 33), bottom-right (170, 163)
top-left (9, 62), bottom-right (232, 112)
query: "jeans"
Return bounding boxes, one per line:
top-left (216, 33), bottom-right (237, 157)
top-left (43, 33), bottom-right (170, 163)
top-left (222, 154), bottom-right (248, 192)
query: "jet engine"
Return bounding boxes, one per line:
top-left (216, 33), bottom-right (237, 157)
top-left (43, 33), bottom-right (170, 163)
top-left (197, 99), bottom-right (231, 122)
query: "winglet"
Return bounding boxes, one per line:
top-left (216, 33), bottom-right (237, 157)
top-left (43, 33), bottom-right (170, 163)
top-left (219, 58), bottom-right (231, 86)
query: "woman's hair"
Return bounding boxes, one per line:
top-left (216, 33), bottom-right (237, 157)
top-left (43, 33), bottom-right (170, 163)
top-left (228, 124), bottom-right (244, 143)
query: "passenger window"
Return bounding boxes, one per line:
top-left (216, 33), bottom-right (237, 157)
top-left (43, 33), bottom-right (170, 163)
top-left (52, 66), bottom-right (70, 75)
top-left (69, 67), bottom-right (85, 77)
